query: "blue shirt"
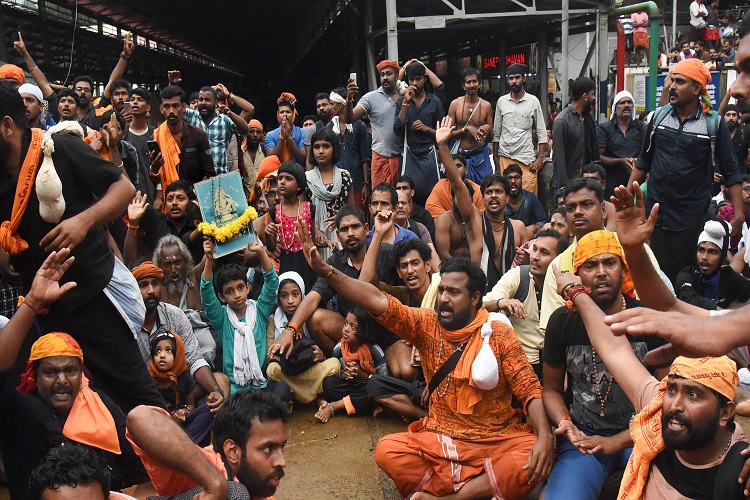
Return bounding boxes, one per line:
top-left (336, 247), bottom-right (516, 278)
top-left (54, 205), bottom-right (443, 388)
top-left (504, 190), bottom-right (549, 228)
top-left (366, 226), bottom-right (419, 245)
top-left (183, 107), bottom-right (239, 174)
top-left (264, 125), bottom-right (306, 158)
top-left (200, 266), bottom-right (279, 393)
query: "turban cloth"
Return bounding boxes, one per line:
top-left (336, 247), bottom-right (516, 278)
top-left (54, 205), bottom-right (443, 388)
top-left (573, 230), bottom-right (636, 299)
top-left (0, 64), bottom-right (25, 85)
top-left (277, 92), bottom-right (297, 107)
top-left (376, 60), bottom-right (400, 74)
top-left (131, 261), bottom-right (164, 281)
top-left (610, 90), bottom-right (635, 120)
top-left (619, 356), bottom-right (738, 499)
top-left (248, 119), bottom-right (263, 130)
top-left (673, 58), bottom-right (713, 115)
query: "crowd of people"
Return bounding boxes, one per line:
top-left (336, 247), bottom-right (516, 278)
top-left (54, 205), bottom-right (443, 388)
top-left (3, 9), bottom-right (750, 500)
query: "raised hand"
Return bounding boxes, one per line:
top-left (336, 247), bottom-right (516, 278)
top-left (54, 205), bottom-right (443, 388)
top-left (215, 83), bottom-right (230, 99)
top-left (123, 33), bottom-right (134, 58)
top-left (435, 116), bottom-right (454, 146)
top-left (25, 248), bottom-right (77, 310)
top-left (552, 263), bottom-right (581, 297)
top-left (203, 238), bottom-right (216, 268)
top-left (295, 219), bottom-right (329, 275)
top-left (13, 32), bottom-right (27, 55)
top-left (373, 210), bottom-right (394, 236)
top-left (128, 191), bottom-right (149, 224)
top-left (167, 70), bottom-right (182, 85)
top-left (346, 78), bottom-right (359, 100)
top-left (610, 182), bottom-right (658, 249)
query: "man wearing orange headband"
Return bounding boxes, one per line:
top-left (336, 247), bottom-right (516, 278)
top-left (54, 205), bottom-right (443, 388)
top-left (240, 118), bottom-right (265, 199)
top-left (555, 258), bottom-right (748, 500)
top-left (543, 230), bottom-right (666, 500)
top-left (628, 56), bottom-right (742, 283)
top-left (0, 249), bottom-right (146, 498)
top-left (265, 93), bottom-right (306, 164)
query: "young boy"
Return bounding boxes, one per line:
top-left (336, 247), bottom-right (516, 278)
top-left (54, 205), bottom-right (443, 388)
top-left (201, 239), bottom-right (291, 402)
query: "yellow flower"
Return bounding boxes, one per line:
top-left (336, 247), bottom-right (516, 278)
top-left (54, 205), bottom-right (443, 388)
top-left (198, 206), bottom-right (258, 243)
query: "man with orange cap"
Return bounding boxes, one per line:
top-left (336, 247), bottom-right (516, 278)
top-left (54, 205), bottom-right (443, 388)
top-left (0, 249), bottom-right (146, 499)
top-left (265, 93), bottom-right (306, 164)
top-left (0, 63), bottom-right (25, 88)
top-left (554, 258), bottom-right (748, 499)
top-left (628, 57), bottom-right (742, 283)
top-left (240, 118), bottom-right (266, 199)
top-left (543, 230), bottom-right (666, 500)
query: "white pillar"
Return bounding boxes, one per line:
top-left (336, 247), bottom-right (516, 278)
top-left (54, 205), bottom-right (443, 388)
top-left (386, 0), bottom-right (399, 61)
top-left (561, 0), bottom-right (569, 103)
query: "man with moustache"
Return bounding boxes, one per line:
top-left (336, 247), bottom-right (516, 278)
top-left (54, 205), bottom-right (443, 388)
top-left (493, 63), bottom-right (549, 194)
top-left (304, 93), bottom-right (333, 167)
top-left (182, 86), bottom-right (248, 174)
top-left (240, 119), bottom-right (266, 200)
top-left (347, 60), bottom-right (404, 186)
top-left (503, 163), bottom-right (548, 237)
top-left (18, 83), bottom-right (49, 130)
top-left (628, 58), bottom-right (742, 282)
top-left (597, 90), bottom-right (645, 198)
top-left (152, 234), bottom-right (202, 312)
top-left (130, 261), bottom-right (227, 409)
top-left (724, 104), bottom-right (748, 174)
top-left (552, 77), bottom-right (600, 191)
top-left (151, 86), bottom-right (214, 210)
top-left (447, 68), bottom-right (494, 183)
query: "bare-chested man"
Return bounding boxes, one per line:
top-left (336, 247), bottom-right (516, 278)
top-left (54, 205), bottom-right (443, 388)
top-left (153, 234), bottom-right (203, 311)
top-left (447, 68), bottom-right (494, 183)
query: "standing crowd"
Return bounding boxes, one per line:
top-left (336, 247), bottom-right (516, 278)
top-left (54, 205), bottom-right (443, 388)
top-left (4, 11), bottom-right (750, 500)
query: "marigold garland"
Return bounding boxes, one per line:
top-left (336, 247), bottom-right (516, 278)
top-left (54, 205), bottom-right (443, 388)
top-left (198, 206), bottom-right (258, 243)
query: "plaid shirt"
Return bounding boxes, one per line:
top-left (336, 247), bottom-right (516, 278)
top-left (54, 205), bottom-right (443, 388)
top-left (183, 108), bottom-right (239, 174)
top-left (0, 275), bottom-right (19, 318)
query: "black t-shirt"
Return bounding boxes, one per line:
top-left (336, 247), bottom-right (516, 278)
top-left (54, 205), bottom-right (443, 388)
top-left (544, 296), bottom-right (665, 435)
top-left (159, 371), bottom-right (196, 413)
top-left (0, 130), bottom-right (122, 311)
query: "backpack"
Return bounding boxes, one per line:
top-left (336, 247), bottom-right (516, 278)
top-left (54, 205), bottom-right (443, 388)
top-left (513, 265), bottom-right (531, 302)
top-left (647, 103), bottom-right (720, 171)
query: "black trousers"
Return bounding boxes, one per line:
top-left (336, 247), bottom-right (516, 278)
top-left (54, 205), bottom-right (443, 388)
top-left (321, 375), bottom-right (371, 415)
top-left (649, 219), bottom-right (704, 285)
top-left (38, 292), bottom-right (165, 413)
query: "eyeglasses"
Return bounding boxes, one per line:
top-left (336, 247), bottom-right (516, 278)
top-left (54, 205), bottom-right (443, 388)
top-left (74, 87), bottom-right (92, 93)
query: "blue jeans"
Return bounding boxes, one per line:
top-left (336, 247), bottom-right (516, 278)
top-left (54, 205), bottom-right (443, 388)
top-left (544, 429), bottom-right (632, 500)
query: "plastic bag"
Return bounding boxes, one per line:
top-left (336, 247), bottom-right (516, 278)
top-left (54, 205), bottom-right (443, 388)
top-left (471, 322), bottom-right (499, 390)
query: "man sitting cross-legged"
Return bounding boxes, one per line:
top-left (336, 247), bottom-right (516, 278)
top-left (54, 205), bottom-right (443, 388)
top-left (294, 218), bottom-right (554, 499)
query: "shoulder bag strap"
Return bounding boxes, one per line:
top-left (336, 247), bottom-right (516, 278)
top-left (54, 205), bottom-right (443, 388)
top-left (428, 339), bottom-right (469, 396)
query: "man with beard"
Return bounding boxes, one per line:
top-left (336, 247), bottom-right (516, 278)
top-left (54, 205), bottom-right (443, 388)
top-left (107, 79), bottom-right (132, 122)
top-left (181, 85), bottom-right (248, 175)
top-left (347, 60), bottom-right (403, 186)
top-left (303, 93), bottom-right (333, 169)
top-left (503, 164), bottom-right (548, 237)
top-left (629, 58), bottom-right (742, 283)
top-left (295, 218), bottom-right (555, 499)
top-left (241, 119), bottom-right (266, 200)
top-left (366, 183), bottom-right (418, 245)
top-left (554, 261), bottom-right (748, 499)
top-left (271, 205), bottom-right (397, 358)
top-left (483, 228), bottom-right (568, 380)
top-left (56, 88), bottom-right (82, 124)
top-left (542, 230), bottom-right (666, 500)
top-left (447, 68), bottom-right (494, 183)
top-left (723, 104), bottom-right (748, 174)
top-left (394, 63), bottom-right (446, 205)
top-left (394, 174), bottom-right (435, 241)
top-left (127, 390), bottom-right (288, 499)
top-left (395, 190), bottom-right (436, 255)
top-left (18, 84), bottom-right (49, 130)
top-left (597, 90), bottom-right (645, 198)
top-left (552, 77), bottom-right (600, 191)
top-left (151, 86), bottom-right (214, 211)
top-left (130, 261), bottom-right (227, 409)
top-left (493, 63), bottom-right (549, 195)
top-left (152, 234), bottom-right (202, 311)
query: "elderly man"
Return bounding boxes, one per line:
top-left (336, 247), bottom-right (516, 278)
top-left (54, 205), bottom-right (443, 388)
top-left (597, 90), bottom-right (645, 198)
top-left (0, 250), bottom-right (146, 499)
top-left (629, 58), bottom-right (742, 282)
top-left (130, 261), bottom-right (226, 405)
top-left (295, 217), bottom-right (555, 499)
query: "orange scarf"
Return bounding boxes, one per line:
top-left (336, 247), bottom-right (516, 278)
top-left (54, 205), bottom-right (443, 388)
top-left (148, 332), bottom-right (190, 406)
top-left (573, 230), bottom-right (636, 299)
top-left (0, 128), bottom-right (44, 255)
top-left (341, 341), bottom-right (376, 375)
top-left (619, 356), bottom-right (738, 500)
top-left (17, 333), bottom-right (121, 454)
top-left (673, 58), bottom-right (713, 115)
top-left (440, 307), bottom-right (490, 414)
top-left (153, 123), bottom-right (181, 204)
top-left (276, 93), bottom-right (297, 163)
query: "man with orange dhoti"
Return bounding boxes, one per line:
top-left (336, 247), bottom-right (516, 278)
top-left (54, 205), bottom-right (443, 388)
top-left (295, 218), bottom-right (554, 499)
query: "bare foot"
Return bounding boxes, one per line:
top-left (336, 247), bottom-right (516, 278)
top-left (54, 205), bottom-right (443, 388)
top-left (411, 492), bottom-right (441, 500)
top-left (372, 405), bottom-right (384, 418)
top-left (737, 398), bottom-right (750, 417)
top-left (315, 400), bottom-right (333, 423)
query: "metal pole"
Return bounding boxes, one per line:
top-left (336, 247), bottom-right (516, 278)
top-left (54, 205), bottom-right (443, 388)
top-left (365, 0), bottom-right (377, 91)
top-left (598, 8), bottom-right (609, 122)
top-left (672, 0), bottom-right (677, 49)
top-left (561, 0), bottom-right (569, 104)
top-left (386, 0), bottom-right (399, 62)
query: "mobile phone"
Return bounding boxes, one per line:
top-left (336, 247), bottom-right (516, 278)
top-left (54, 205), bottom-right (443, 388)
top-left (123, 100), bottom-right (131, 113)
top-left (147, 140), bottom-right (160, 154)
top-left (349, 72), bottom-right (357, 85)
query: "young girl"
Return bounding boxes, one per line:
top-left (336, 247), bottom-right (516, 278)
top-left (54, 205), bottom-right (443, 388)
top-left (306, 127), bottom-right (355, 262)
top-left (149, 330), bottom-right (213, 444)
top-left (265, 272), bottom-right (341, 403)
top-left (258, 161), bottom-right (324, 291)
top-left (316, 307), bottom-right (386, 423)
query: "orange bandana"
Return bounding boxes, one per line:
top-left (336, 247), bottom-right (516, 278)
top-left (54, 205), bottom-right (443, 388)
top-left (153, 124), bottom-right (181, 209)
top-left (17, 333), bottom-right (121, 454)
top-left (573, 230), bottom-right (636, 299)
top-left (619, 356), bottom-right (738, 499)
top-left (376, 60), bottom-right (400, 74)
top-left (440, 307), bottom-right (490, 414)
top-left (131, 261), bottom-right (164, 281)
top-left (0, 64), bottom-right (25, 85)
top-left (276, 93), bottom-right (297, 163)
top-left (341, 341), bottom-right (376, 375)
top-left (148, 331), bottom-right (190, 405)
top-left (673, 58), bottom-right (713, 115)
top-left (0, 128), bottom-right (44, 255)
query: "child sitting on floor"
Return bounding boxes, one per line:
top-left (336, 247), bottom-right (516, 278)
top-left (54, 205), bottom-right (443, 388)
top-left (316, 307), bottom-right (387, 423)
top-left (149, 330), bottom-right (213, 444)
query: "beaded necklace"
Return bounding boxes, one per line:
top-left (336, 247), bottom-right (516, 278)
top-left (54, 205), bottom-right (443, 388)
top-left (591, 295), bottom-right (627, 417)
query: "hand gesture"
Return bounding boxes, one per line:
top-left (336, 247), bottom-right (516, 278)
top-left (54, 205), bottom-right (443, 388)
top-left (373, 210), bottom-right (394, 236)
top-left (121, 106), bottom-right (133, 123)
top-left (216, 102), bottom-right (229, 115)
top-left (128, 191), bottom-right (149, 223)
top-left (347, 78), bottom-right (359, 100)
top-left (172, 408), bottom-right (188, 424)
top-left (13, 32), bottom-right (27, 56)
top-left (403, 86), bottom-right (415, 103)
top-left (515, 245), bottom-right (530, 265)
top-left (552, 263), bottom-right (581, 297)
top-left (411, 120), bottom-right (427, 133)
top-left (168, 70), bottom-right (182, 85)
top-left (324, 215), bottom-right (337, 232)
top-left (434, 116), bottom-right (454, 146)
top-left (554, 419), bottom-right (588, 453)
top-left (40, 216), bottom-right (90, 253)
top-left (500, 298), bottom-right (528, 319)
top-left (265, 222), bottom-right (279, 240)
top-left (90, 134), bottom-right (103, 153)
top-left (523, 432), bottom-right (554, 486)
top-left (477, 124), bottom-right (491, 142)
top-left (206, 389), bottom-right (225, 413)
top-left (203, 238), bottom-right (216, 267)
top-left (312, 345), bottom-right (325, 363)
top-left (103, 113), bottom-right (123, 151)
top-left (149, 150), bottom-right (165, 171)
top-left (296, 219), bottom-right (330, 276)
top-left (123, 33), bottom-right (134, 58)
top-left (343, 360), bottom-right (364, 379)
top-left (246, 239), bottom-right (266, 258)
top-left (280, 119), bottom-right (292, 140)
top-left (610, 182), bottom-right (658, 249)
top-left (574, 434), bottom-right (620, 455)
top-left (215, 83), bottom-right (230, 99)
top-left (25, 248), bottom-right (77, 310)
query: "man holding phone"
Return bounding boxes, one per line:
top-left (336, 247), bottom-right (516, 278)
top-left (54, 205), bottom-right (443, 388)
top-left (151, 85), bottom-right (214, 210)
top-left (125, 87), bottom-right (157, 202)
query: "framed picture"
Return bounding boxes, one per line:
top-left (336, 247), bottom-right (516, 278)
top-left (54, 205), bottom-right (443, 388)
top-left (194, 172), bottom-right (256, 258)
